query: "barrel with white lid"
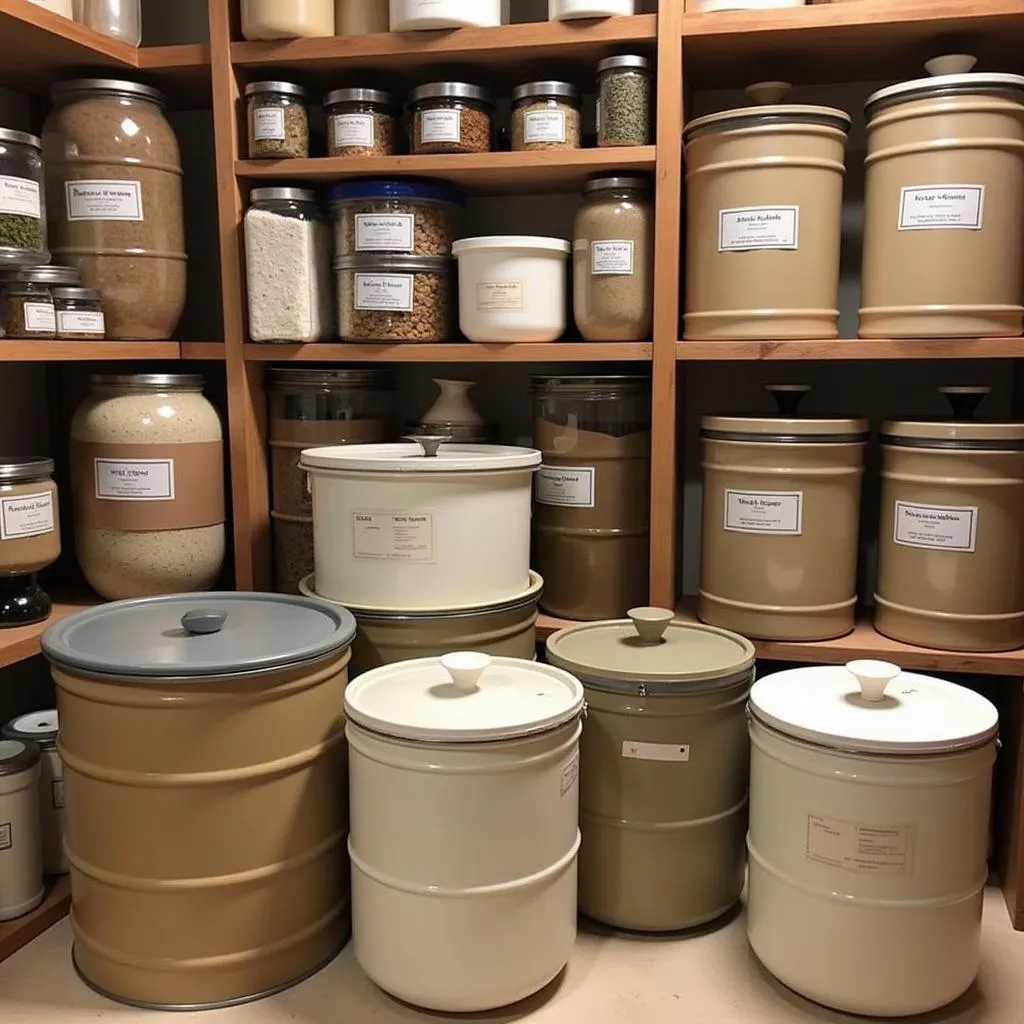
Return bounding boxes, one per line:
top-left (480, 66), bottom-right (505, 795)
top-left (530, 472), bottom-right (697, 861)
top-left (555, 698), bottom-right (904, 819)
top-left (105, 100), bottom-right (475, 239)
top-left (0, 738), bottom-right (43, 921)
top-left (345, 651), bottom-right (584, 1011)
top-left (747, 659), bottom-right (998, 1016)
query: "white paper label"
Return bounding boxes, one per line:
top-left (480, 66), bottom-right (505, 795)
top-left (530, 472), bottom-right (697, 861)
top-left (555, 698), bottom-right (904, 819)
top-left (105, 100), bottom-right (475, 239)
top-left (23, 302), bottom-right (56, 332)
top-left (354, 273), bottom-right (413, 312)
top-left (94, 458), bottom-right (175, 501)
top-left (419, 109), bottom-right (460, 144)
top-left (354, 214), bottom-right (414, 253)
top-left (52, 779), bottom-right (65, 810)
top-left (536, 466), bottom-right (595, 508)
top-left (332, 112), bottom-right (374, 148)
top-left (0, 822), bottom-right (10, 851)
top-left (893, 501), bottom-right (978, 553)
top-left (57, 310), bottom-right (105, 335)
top-left (253, 106), bottom-right (286, 141)
top-left (724, 489), bottom-right (803, 535)
top-left (591, 240), bottom-right (635, 275)
top-left (0, 175), bottom-right (41, 219)
top-left (898, 185), bottom-right (984, 230)
top-left (806, 814), bottom-right (914, 876)
top-left (524, 109), bottom-right (566, 144)
top-left (718, 205), bottom-right (799, 251)
top-left (622, 741), bottom-right (691, 763)
top-left (351, 511), bottom-right (435, 563)
top-left (560, 754), bottom-right (579, 797)
top-left (65, 180), bottom-right (143, 222)
top-left (0, 491), bottom-right (54, 540)
top-left (476, 281), bottom-right (523, 312)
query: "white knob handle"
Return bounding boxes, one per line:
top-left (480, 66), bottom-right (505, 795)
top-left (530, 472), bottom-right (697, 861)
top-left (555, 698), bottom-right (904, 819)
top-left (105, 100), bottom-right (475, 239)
top-left (846, 660), bottom-right (901, 703)
top-left (924, 54), bottom-right (977, 76)
top-left (745, 81), bottom-right (792, 105)
top-left (441, 652), bottom-right (491, 692)
top-left (628, 607), bottom-right (674, 644)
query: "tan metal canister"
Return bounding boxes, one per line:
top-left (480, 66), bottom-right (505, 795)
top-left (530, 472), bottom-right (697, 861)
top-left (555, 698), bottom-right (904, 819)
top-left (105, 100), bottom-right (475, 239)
top-left (699, 385), bottom-right (868, 641)
top-left (859, 60), bottom-right (1024, 338)
top-left (875, 387), bottom-right (1024, 651)
top-left (683, 83), bottom-right (850, 340)
top-left (546, 608), bottom-right (756, 931)
top-left (41, 592), bottom-right (357, 1010)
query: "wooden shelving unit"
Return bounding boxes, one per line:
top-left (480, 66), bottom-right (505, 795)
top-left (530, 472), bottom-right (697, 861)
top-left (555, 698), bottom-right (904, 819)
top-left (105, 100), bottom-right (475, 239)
top-left (0, 593), bottom-right (98, 671)
top-left (241, 341), bottom-right (652, 362)
top-left (0, 877), bottom-right (71, 963)
top-left (676, 338), bottom-right (1024, 361)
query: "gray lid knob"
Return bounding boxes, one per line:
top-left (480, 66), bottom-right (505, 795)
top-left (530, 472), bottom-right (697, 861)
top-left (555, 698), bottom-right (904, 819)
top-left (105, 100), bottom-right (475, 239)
top-left (403, 434), bottom-right (448, 458)
top-left (767, 384), bottom-right (811, 417)
top-left (939, 386), bottom-right (990, 421)
top-left (181, 609), bottom-right (227, 635)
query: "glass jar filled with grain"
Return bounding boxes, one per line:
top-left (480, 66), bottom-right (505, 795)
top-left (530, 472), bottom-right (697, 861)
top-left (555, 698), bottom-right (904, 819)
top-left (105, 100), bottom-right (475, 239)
top-left (2, 266), bottom-right (73, 338)
top-left (245, 81), bottom-right (310, 159)
top-left (410, 82), bottom-right (493, 155)
top-left (597, 55), bottom-right (652, 147)
top-left (325, 88), bottom-right (398, 158)
top-left (511, 81), bottom-right (582, 151)
top-left (53, 286), bottom-right (105, 339)
top-left (0, 129), bottom-right (48, 267)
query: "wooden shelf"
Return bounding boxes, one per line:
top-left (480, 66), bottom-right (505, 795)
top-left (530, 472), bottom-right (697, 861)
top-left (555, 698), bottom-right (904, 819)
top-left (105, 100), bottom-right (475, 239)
top-left (0, 876), bottom-right (71, 964)
top-left (0, 340), bottom-right (183, 361)
top-left (676, 337), bottom-right (1024, 361)
top-left (181, 342), bottom-right (228, 360)
top-left (537, 612), bottom-right (581, 642)
top-left (243, 342), bottom-right (651, 362)
top-left (0, 593), bottom-right (98, 671)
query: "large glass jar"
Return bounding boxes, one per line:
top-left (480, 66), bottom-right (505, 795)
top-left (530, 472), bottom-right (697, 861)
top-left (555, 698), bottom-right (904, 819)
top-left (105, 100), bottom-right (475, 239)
top-left (409, 82), bottom-right (493, 155)
top-left (0, 129), bottom-right (48, 267)
top-left (241, 0), bottom-right (334, 39)
top-left (573, 175), bottom-right (654, 341)
top-left (336, 0), bottom-right (388, 33)
top-left (78, 0), bottom-right (141, 44)
top-left (245, 187), bottom-right (333, 343)
top-left (42, 79), bottom-right (186, 340)
top-left (70, 374), bottom-right (225, 600)
top-left (597, 55), bottom-right (652, 147)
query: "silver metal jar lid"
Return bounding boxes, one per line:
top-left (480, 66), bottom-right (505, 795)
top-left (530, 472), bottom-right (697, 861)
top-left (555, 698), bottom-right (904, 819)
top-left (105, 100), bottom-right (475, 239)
top-left (333, 254), bottom-right (453, 274)
top-left (531, 374), bottom-right (651, 397)
top-left (0, 739), bottom-right (41, 776)
top-left (3, 710), bottom-right (59, 749)
top-left (0, 456), bottom-right (54, 484)
top-left (52, 286), bottom-right (101, 301)
top-left (512, 80), bottom-right (580, 102)
top-left (250, 187), bottom-right (318, 204)
top-left (324, 87), bottom-right (395, 107)
top-left (89, 372), bottom-right (205, 389)
top-left (7, 266), bottom-right (79, 285)
top-left (0, 128), bottom-right (41, 150)
top-left (597, 55), bottom-right (651, 73)
top-left (244, 80), bottom-right (307, 99)
top-left (267, 367), bottom-right (396, 391)
top-left (584, 175), bottom-right (650, 193)
top-left (51, 79), bottom-right (165, 105)
top-left (409, 82), bottom-right (493, 106)
top-left (866, 72), bottom-right (1024, 116)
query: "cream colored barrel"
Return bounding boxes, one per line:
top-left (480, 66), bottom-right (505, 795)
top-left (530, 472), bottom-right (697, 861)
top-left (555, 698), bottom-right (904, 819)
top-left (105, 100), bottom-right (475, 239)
top-left (0, 740), bottom-right (44, 921)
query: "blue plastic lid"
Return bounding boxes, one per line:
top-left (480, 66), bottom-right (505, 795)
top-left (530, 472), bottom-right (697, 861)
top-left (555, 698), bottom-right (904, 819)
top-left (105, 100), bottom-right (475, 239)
top-left (326, 179), bottom-right (465, 207)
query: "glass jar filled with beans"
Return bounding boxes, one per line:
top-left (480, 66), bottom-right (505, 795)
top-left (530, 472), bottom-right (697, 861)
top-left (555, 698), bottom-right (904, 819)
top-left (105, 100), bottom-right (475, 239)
top-left (245, 81), bottom-right (310, 159)
top-left (597, 55), bottom-right (652, 147)
top-left (409, 82), bottom-right (493, 155)
top-left (511, 81), bottom-right (582, 151)
top-left (2, 265), bottom-right (78, 338)
top-left (325, 88), bottom-right (399, 158)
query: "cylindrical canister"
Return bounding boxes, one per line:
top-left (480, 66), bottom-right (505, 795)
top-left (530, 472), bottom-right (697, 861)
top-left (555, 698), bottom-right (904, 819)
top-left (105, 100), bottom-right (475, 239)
top-left (0, 738), bottom-right (44, 921)
top-left (41, 593), bottom-right (357, 1009)
top-left (546, 608), bottom-right (756, 932)
top-left (875, 387), bottom-right (1024, 651)
top-left (698, 385), bottom-right (868, 641)
top-left (683, 83), bottom-right (850, 340)
top-left (747, 659), bottom-right (998, 1016)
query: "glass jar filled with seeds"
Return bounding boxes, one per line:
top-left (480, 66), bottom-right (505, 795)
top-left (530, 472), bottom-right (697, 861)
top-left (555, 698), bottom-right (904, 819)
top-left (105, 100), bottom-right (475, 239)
top-left (325, 88), bottom-right (398, 158)
top-left (53, 286), bottom-right (105, 339)
top-left (511, 81), bottom-right (582, 151)
top-left (245, 81), bottom-right (309, 159)
top-left (409, 82), bottom-right (493, 155)
top-left (0, 129), bottom-right (48, 266)
top-left (597, 55), bottom-right (652, 147)
top-left (2, 266), bottom-right (81, 338)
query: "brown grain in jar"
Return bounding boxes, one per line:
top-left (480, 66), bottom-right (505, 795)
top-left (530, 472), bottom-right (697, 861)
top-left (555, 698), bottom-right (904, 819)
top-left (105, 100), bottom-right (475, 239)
top-left (245, 81), bottom-right (310, 160)
top-left (512, 81), bottom-right (582, 152)
top-left (410, 82), bottom-right (492, 155)
top-left (325, 88), bottom-right (398, 157)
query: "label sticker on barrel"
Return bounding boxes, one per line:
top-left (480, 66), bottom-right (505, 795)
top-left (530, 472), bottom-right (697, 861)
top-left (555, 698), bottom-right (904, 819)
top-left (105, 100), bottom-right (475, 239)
top-left (536, 466), bottom-right (595, 509)
top-left (351, 510), bottom-right (435, 563)
top-left (806, 814), bottom-right (915, 876)
top-left (561, 754), bottom-right (579, 797)
top-left (0, 490), bottom-right (54, 540)
top-left (724, 489), bottom-right (802, 535)
top-left (65, 180), bottom-right (144, 222)
top-left (94, 458), bottom-right (175, 501)
top-left (898, 185), bottom-right (984, 230)
top-left (718, 205), bottom-right (799, 251)
top-left (893, 501), bottom-right (977, 553)
top-left (52, 779), bottom-right (65, 810)
top-left (0, 823), bottom-right (10, 851)
top-left (622, 741), bottom-right (691, 762)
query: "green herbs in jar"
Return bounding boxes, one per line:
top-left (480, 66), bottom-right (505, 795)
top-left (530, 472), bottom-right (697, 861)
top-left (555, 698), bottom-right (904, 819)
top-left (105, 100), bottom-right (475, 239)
top-left (597, 55), bottom-right (652, 148)
top-left (0, 127), bottom-right (47, 263)
top-left (0, 213), bottom-right (44, 252)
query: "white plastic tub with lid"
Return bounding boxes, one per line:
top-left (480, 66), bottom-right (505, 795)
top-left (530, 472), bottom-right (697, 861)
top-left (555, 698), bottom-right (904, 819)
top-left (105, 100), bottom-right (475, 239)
top-left (549, 0), bottom-right (636, 19)
top-left (300, 437), bottom-right (540, 608)
top-left (747, 659), bottom-right (998, 1017)
top-left (390, 0), bottom-right (501, 30)
top-left (345, 651), bottom-right (584, 1011)
top-left (452, 236), bottom-right (571, 343)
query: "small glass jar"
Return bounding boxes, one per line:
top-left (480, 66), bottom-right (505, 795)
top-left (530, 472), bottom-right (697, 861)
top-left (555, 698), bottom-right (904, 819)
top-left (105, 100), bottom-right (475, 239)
top-left (0, 129), bottom-right (48, 267)
top-left (3, 269), bottom-right (59, 338)
top-left (77, 0), bottom-right (141, 43)
top-left (511, 81), bottom-right (582, 151)
top-left (409, 82), bottom-right (493, 155)
top-left (53, 286), bottom-right (105, 339)
top-left (325, 88), bottom-right (398, 158)
top-left (597, 55), bottom-right (652, 147)
top-left (245, 81), bottom-right (309, 159)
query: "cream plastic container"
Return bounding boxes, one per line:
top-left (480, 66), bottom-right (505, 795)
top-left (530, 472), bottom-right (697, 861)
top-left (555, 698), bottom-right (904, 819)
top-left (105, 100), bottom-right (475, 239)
top-left (390, 0), bottom-right (501, 30)
top-left (452, 236), bottom-right (571, 343)
top-left (549, 0), bottom-right (636, 18)
top-left (747, 660), bottom-right (998, 1017)
top-left (301, 437), bottom-right (541, 609)
top-left (691, 0), bottom-right (804, 10)
top-left (241, 0), bottom-right (334, 39)
top-left (0, 739), bottom-right (44, 921)
top-left (345, 652), bottom-right (584, 1011)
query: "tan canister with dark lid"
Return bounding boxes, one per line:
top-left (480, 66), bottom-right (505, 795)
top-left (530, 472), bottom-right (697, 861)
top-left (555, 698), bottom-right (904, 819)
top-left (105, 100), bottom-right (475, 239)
top-left (876, 387), bottom-right (1024, 652)
top-left (699, 385), bottom-right (868, 641)
top-left (859, 57), bottom-right (1024, 338)
top-left (683, 82), bottom-right (850, 340)
top-left (546, 607), bottom-right (756, 931)
top-left (41, 592), bottom-right (358, 1010)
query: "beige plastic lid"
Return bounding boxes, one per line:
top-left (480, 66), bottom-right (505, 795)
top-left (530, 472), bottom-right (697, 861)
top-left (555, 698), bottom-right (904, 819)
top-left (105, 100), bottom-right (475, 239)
top-left (882, 387), bottom-right (1024, 451)
top-left (300, 438), bottom-right (541, 473)
top-left (545, 608), bottom-right (755, 695)
top-left (866, 55), bottom-right (1024, 116)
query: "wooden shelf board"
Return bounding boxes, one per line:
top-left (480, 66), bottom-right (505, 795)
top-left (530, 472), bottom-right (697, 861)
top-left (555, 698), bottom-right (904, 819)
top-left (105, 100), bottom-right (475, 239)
top-left (0, 340), bottom-right (184, 361)
top-left (181, 342), bottom-right (228, 360)
top-left (137, 43), bottom-right (212, 107)
top-left (243, 342), bottom-right (651, 362)
top-left (0, 592), bottom-right (99, 671)
top-left (537, 612), bottom-right (581, 642)
top-left (235, 147), bottom-right (656, 194)
top-left (676, 338), bottom-right (1024, 361)
top-left (0, 876), bottom-right (71, 964)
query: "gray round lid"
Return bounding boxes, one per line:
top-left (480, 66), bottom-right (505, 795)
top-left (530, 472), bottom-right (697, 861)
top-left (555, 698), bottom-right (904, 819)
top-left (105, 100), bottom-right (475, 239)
top-left (409, 82), bottom-right (492, 106)
top-left (3, 709), bottom-right (58, 748)
top-left (0, 456), bottom-right (53, 484)
top-left (0, 738), bottom-right (40, 776)
top-left (90, 372), bottom-right (204, 389)
top-left (8, 265), bottom-right (79, 285)
top-left (250, 186), bottom-right (318, 204)
top-left (244, 80), bottom-right (307, 99)
top-left (513, 80), bottom-right (580, 102)
top-left (0, 128), bottom-right (41, 150)
top-left (324, 87), bottom-right (395, 107)
top-left (52, 286), bottom-right (101, 301)
top-left (42, 593), bottom-right (357, 680)
top-left (597, 55), bottom-right (651, 73)
top-left (51, 79), bottom-right (165, 105)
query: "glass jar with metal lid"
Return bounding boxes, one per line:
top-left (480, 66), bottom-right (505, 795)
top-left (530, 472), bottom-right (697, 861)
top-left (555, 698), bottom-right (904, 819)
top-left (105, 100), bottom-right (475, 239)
top-left (597, 55), bottom-right (652, 147)
top-left (53, 286), bottom-right (105, 339)
top-left (876, 386), bottom-right (1024, 651)
top-left (573, 175), bottom-right (653, 341)
top-left (682, 82), bottom-right (851, 340)
top-left (699, 384), bottom-right (869, 642)
top-left (0, 737), bottom-right (43, 921)
top-left (409, 82), bottom-right (493, 155)
top-left (325, 88), bottom-right (398, 158)
top-left (0, 456), bottom-right (60, 627)
top-left (859, 57), bottom-right (1024, 338)
top-left (245, 81), bottom-right (309, 159)
top-left (1, 266), bottom-right (76, 338)
top-left (511, 81), bottom-right (581, 151)
top-left (0, 128), bottom-right (48, 266)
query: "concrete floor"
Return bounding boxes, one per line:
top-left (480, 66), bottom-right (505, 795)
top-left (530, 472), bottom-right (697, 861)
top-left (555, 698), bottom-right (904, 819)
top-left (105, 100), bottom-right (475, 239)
top-left (0, 890), bottom-right (1020, 1024)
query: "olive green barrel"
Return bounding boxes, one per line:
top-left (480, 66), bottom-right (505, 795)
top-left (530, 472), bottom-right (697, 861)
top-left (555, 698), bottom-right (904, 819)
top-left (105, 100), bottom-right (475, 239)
top-left (546, 609), bottom-right (756, 931)
top-left (41, 593), bottom-right (357, 1010)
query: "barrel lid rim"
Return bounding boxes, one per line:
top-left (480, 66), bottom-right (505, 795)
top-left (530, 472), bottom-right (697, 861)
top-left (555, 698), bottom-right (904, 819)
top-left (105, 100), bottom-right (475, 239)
top-left (882, 418), bottom-right (1024, 447)
top-left (2, 709), bottom-right (58, 747)
top-left (0, 737), bottom-right (41, 775)
top-left (683, 104), bottom-right (851, 139)
top-left (866, 72), bottom-right (1024, 113)
top-left (300, 442), bottom-right (541, 473)
top-left (701, 414), bottom-right (870, 441)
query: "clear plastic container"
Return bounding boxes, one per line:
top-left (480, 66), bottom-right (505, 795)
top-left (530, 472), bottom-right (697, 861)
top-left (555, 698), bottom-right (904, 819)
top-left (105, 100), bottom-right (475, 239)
top-left (245, 81), bottom-right (309, 159)
top-left (241, 0), bottom-right (334, 39)
top-left (511, 81), bottom-right (581, 151)
top-left (336, 0), bottom-right (388, 33)
top-left (0, 129), bottom-right (47, 267)
top-left (409, 82), bottom-right (493, 155)
top-left (597, 55), bottom-right (652, 147)
top-left (325, 88), bottom-right (398, 158)
top-left (78, 0), bottom-right (141, 44)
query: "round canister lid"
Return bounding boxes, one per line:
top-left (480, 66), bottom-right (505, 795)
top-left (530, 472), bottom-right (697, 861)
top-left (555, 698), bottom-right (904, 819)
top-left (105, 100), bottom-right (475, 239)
top-left (0, 738), bottom-right (41, 776)
top-left (866, 71), bottom-right (1024, 116)
top-left (546, 608), bottom-right (755, 693)
top-left (42, 593), bottom-right (356, 680)
top-left (3, 709), bottom-right (58, 748)
top-left (344, 652), bottom-right (585, 743)
top-left (749, 660), bottom-right (999, 755)
top-left (300, 440), bottom-right (541, 473)
top-left (882, 387), bottom-right (1024, 450)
